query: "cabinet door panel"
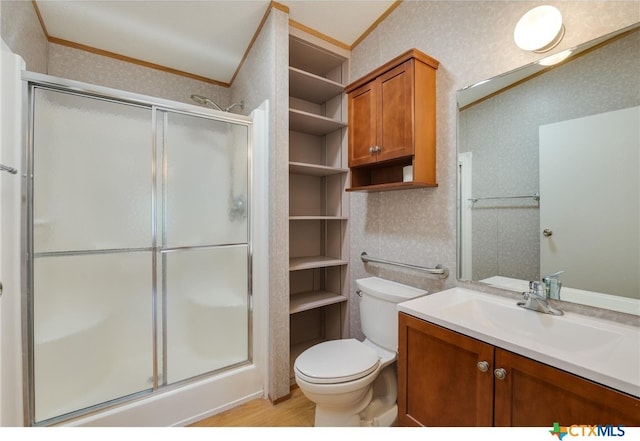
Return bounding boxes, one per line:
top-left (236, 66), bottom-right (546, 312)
top-left (378, 60), bottom-right (414, 162)
top-left (494, 349), bottom-right (640, 427)
top-left (348, 82), bottom-right (377, 167)
top-left (398, 313), bottom-right (494, 426)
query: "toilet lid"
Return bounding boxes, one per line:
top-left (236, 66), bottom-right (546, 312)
top-left (294, 339), bottom-right (380, 384)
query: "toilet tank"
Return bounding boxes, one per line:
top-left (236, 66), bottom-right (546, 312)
top-left (356, 277), bottom-right (428, 351)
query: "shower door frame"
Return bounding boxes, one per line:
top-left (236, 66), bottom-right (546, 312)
top-left (21, 72), bottom-right (255, 426)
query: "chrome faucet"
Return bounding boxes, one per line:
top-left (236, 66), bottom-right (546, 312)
top-left (542, 270), bottom-right (564, 300)
top-left (518, 281), bottom-right (564, 316)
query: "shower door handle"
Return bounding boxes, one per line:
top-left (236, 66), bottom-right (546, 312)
top-left (1, 164), bottom-right (18, 174)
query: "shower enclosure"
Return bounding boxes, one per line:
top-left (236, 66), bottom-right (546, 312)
top-left (23, 76), bottom-right (255, 425)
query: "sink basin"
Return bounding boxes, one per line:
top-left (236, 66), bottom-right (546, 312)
top-left (398, 287), bottom-right (640, 397)
top-left (438, 296), bottom-right (623, 353)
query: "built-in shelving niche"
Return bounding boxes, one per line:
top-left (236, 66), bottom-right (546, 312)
top-left (288, 33), bottom-right (350, 383)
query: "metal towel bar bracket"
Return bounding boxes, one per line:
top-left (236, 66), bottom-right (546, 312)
top-left (469, 192), bottom-right (539, 203)
top-left (360, 252), bottom-right (449, 279)
top-left (0, 164), bottom-right (18, 174)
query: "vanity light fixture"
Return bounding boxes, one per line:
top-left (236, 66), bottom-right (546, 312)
top-left (514, 5), bottom-right (565, 53)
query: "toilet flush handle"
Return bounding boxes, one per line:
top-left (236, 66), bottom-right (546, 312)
top-left (356, 289), bottom-right (363, 297)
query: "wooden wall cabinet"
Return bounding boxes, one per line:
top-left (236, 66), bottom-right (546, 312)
top-left (345, 49), bottom-right (439, 192)
top-left (398, 312), bottom-right (640, 427)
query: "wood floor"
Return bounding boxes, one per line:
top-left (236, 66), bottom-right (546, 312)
top-left (189, 387), bottom-right (315, 427)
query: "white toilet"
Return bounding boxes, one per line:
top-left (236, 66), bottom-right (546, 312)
top-left (293, 277), bottom-right (428, 427)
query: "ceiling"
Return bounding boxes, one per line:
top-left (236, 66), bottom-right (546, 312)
top-left (34, 0), bottom-right (398, 86)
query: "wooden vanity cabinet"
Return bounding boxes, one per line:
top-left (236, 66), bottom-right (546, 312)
top-left (345, 49), bottom-right (439, 191)
top-left (494, 349), bottom-right (640, 427)
top-left (398, 312), bottom-right (640, 427)
top-left (398, 311), bottom-right (493, 426)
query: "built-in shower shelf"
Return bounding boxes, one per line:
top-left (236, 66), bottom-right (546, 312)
top-left (34, 219), bottom-right (53, 227)
top-left (289, 256), bottom-right (348, 271)
top-left (289, 161), bottom-right (348, 177)
top-left (35, 311), bottom-right (110, 344)
top-left (290, 290), bottom-right (348, 314)
top-left (289, 109), bottom-right (346, 136)
top-left (289, 215), bottom-right (348, 221)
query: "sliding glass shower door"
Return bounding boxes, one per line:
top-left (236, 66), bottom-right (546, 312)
top-left (28, 85), bottom-right (250, 425)
top-left (162, 111), bottom-right (249, 384)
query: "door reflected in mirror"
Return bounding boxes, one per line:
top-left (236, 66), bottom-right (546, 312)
top-left (456, 24), bottom-right (640, 315)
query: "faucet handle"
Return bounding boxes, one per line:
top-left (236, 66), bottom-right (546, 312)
top-left (529, 280), bottom-right (542, 292)
top-left (542, 270), bottom-right (565, 282)
top-left (542, 271), bottom-right (564, 300)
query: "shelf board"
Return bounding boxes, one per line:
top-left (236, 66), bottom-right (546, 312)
top-left (290, 290), bottom-right (348, 314)
top-left (289, 36), bottom-right (346, 78)
top-left (289, 109), bottom-right (346, 136)
top-left (289, 161), bottom-right (348, 177)
top-left (346, 181), bottom-right (438, 192)
top-left (289, 256), bottom-right (348, 271)
top-left (289, 215), bottom-right (348, 221)
top-left (289, 67), bottom-right (344, 104)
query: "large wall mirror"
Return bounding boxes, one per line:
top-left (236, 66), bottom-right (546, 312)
top-left (456, 23), bottom-right (639, 315)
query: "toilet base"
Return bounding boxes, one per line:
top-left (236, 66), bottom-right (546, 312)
top-left (359, 364), bottom-right (398, 426)
top-left (310, 364), bottom-right (398, 427)
top-left (360, 403), bottom-right (398, 427)
top-left (314, 394), bottom-right (398, 427)
top-left (312, 385), bottom-right (372, 426)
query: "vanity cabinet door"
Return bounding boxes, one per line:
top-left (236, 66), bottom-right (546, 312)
top-left (494, 349), bottom-right (640, 427)
top-left (398, 313), bottom-right (494, 426)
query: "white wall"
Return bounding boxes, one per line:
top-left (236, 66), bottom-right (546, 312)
top-left (0, 41), bottom-right (25, 427)
top-left (540, 106), bottom-right (639, 298)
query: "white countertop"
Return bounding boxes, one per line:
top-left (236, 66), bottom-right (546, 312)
top-left (398, 287), bottom-right (640, 398)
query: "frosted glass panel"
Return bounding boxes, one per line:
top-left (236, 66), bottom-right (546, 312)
top-left (33, 252), bottom-right (153, 423)
top-left (165, 113), bottom-right (248, 247)
top-left (28, 85), bottom-right (252, 424)
top-left (165, 245), bottom-right (249, 384)
top-left (33, 88), bottom-right (152, 253)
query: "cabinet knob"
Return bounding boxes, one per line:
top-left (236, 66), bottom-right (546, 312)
top-left (374, 145), bottom-right (381, 153)
top-left (369, 146), bottom-right (375, 154)
top-left (477, 361), bottom-right (489, 372)
top-left (494, 368), bottom-right (507, 380)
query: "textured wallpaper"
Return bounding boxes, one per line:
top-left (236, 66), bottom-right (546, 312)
top-left (0, 0), bottom-right (48, 72)
top-left (2, 1), bottom-right (291, 402)
top-left (348, 1), bottom-right (640, 337)
top-left (3, 1), bottom-right (640, 405)
top-left (232, 7), bottom-right (292, 403)
top-left (47, 43), bottom-right (231, 108)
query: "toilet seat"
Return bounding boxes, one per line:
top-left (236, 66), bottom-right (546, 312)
top-left (294, 339), bottom-right (380, 384)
